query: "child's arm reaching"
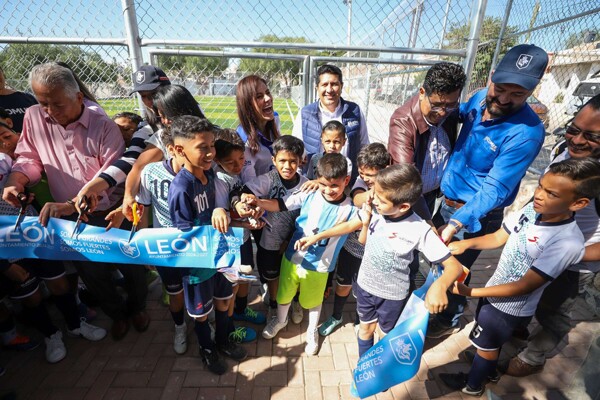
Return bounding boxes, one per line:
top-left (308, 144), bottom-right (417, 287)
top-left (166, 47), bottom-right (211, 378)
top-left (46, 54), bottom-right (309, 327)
top-left (294, 217), bottom-right (363, 251)
top-left (424, 256), bottom-right (466, 314)
top-left (452, 268), bottom-right (548, 298)
top-left (448, 226), bottom-right (510, 255)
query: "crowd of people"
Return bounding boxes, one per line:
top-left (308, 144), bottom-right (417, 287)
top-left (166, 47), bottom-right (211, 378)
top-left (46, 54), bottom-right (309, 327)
top-left (0, 42), bottom-right (599, 397)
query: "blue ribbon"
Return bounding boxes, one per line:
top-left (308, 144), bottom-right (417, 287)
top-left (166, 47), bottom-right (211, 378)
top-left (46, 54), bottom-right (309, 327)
top-left (0, 216), bottom-right (242, 269)
top-left (353, 266), bottom-right (442, 398)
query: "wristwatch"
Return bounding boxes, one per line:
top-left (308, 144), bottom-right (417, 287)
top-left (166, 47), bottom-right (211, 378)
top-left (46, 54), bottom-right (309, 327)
top-left (448, 219), bottom-right (462, 233)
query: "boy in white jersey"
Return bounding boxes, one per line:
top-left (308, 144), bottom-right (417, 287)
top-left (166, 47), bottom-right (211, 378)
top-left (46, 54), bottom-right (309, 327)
top-left (296, 164), bottom-right (464, 360)
top-left (439, 157), bottom-right (600, 396)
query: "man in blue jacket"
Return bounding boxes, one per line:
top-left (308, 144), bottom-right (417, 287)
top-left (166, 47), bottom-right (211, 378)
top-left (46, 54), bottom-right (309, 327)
top-left (428, 44), bottom-right (550, 338)
top-left (292, 64), bottom-right (369, 183)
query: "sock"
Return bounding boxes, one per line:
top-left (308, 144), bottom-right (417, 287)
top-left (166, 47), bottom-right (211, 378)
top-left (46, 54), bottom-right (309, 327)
top-left (269, 299), bottom-right (278, 310)
top-left (170, 310), bottom-right (184, 326)
top-left (234, 295), bottom-right (248, 315)
top-left (467, 353), bottom-right (497, 389)
top-left (53, 293), bottom-right (81, 331)
top-left (24, 304), bottom-right (58, 338)
top-left (277, 303), bottom-right (291, 323)
top-left (357, 335), bottom-right (374, 357)
top-left (332, 294), bottom-right (349, 320)
top-left (307, 304), bottom-right (322, 332)
top-left (214, 309), bottom-right (229, 347)
top-left (194, 319), bottom-right (215, 351)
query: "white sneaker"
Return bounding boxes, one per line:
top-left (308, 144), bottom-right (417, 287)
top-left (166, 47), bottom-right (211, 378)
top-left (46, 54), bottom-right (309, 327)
top-left (266, 307), bottom-right (277, 322)
top-left (173, 322), bottom-right (187, 355)
top-left (305, 329), bottom-right (319, 356)
top-left (45, 331), bottom-right (66, 363)
top-left (291, 300), bottom-right (303, 324)
top-left (68, 319), bottom-right (107, 341)
top-left (262, 317), bottom-right (288, 339)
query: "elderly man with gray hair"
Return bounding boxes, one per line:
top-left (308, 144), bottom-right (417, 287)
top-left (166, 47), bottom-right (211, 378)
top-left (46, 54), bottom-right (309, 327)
top-left (3, 62), bottom-right (149, 342)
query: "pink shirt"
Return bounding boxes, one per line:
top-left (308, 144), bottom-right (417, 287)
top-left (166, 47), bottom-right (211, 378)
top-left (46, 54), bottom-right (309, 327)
top-left (13, 104), bottom-right (125, 209)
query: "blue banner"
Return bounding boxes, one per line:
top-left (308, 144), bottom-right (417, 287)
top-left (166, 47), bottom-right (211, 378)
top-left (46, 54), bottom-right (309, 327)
top-left (353, 267), bottom-right (441, 398)
top-left (0, 216), bottom-right (243, 269)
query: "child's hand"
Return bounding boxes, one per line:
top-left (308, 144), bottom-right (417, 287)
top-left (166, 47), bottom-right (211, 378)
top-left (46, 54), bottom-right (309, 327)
top-left (361, 191), bottom-right (374, 226)
top-left (424, 280), bottom-right (449, 314)
top-left (212, 208), bottom-right (230, 233)
top-left (448, 240), bottom-right (469, 255)
top-left (105, 207), bottom-right (126, 230)
top-left (300, 180), bottom-right (319, 193)
top-left (246, 217), bottom-right (266, 230)
top-left (294, 236), bottom-right (318, 251)
top-left (450, 282), bottom-right (470, 296)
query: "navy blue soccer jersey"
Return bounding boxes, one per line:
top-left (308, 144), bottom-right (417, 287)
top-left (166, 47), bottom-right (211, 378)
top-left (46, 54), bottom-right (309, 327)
top-left (168, 168), bottom-right (216, 232)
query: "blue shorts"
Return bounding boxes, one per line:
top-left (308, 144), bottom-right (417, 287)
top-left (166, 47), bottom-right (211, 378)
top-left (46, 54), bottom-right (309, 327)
top-left (156, 266), bottom-right (185, 295)
top-left (335, 247), bottom-right (361, 287)
top-left (256, 244), bottom-right (282, 281)
top-left (355, 283), bottom-right (408, 334)
top-left (240, 238), bottom-right (255, 268)
top-left (183, 273), bottom-right (233, 318)
top-left (469, 298), bottom-right (532, 351)
top-left (0, 259), bottom-right (65, 299)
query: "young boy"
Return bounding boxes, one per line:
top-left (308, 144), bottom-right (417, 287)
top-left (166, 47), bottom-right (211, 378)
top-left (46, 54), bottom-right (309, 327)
top-left (239, 135), bottom-right (307, 321)
top-left (439, 157), bottom-right (600, 396)
top-left (250, 153), bottom-right (357, 355)
top-left (168, 116), bottom-right (247, 375)
top-left (307, 120), bottom-right (352, 180)
top-left (318, 143), bottom-right (390, 336)
top-left (296, 164), bottom-right (464, 358)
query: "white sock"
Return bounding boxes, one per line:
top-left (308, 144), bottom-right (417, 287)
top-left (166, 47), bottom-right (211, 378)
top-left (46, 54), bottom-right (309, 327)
top-left (277, 303), bottom-right (291, 323)
top-left (307, 304), bottom-right (322, 332)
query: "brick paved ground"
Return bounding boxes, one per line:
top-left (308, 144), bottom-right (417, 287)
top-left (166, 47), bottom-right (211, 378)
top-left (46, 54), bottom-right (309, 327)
top-left (1, 248), bottom-right (598, 400)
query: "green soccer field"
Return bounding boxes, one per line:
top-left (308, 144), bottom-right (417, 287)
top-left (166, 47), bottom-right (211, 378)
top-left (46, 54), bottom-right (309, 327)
top-left (99, 96), bottom-right (299, 135)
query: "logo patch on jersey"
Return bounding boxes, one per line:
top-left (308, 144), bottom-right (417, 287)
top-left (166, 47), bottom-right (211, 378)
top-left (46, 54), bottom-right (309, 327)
top-left (484, 136), bottom-right (497, 152)
top-left (527, 236), bottom-right (539, 243)
top-left (390, 333), bottom-right (417, 365)
top-left (347, 120), bottom-right (359, 127)
top-left (196, 302), bottom-right (203, 310)
top-left (118, 240), bottom-right (140, 259)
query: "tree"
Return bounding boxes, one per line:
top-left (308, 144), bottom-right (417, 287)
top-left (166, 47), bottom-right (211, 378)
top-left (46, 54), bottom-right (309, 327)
top-left (155, 46), bottom-right (229, 82)
top-left (0, 43), bottom-right (118, 91)
top-left (444, 17), bottom-right (518, 89)
top-left (563, 29), bottom-right (597, 50)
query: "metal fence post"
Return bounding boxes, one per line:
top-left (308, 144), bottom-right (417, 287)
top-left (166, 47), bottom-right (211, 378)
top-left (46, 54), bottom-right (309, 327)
top-left (488, 0), bottom-right (514, 82)
top-left (462, 0), bottom-right (489, 101)
top-left (121, 0), bottom-right (145, 114)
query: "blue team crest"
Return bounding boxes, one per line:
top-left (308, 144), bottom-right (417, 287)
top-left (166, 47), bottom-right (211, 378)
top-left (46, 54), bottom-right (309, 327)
top-left (390, 333), bottom-right (417, 365)
top-left (118, 240), bottom-right (140, 259)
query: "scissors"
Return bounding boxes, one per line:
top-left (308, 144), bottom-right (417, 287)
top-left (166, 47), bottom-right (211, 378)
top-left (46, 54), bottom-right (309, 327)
top-left (13, 191), bottom-right (28, 232)
top-left (128, 202), bottom-right (140, 242)
top-left (71, 196), bottom-right (89, 238)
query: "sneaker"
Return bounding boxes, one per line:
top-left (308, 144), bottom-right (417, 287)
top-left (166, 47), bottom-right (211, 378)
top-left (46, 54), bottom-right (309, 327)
top-left (439, 372), bottom-right (484, 396)
top-left (266, 307), bottom-right (277, 322)
top-left (461, 350), bottom-right (500, 383)
top-left (426, 318), bottom-right (460, 339)
top-left (78, 302), bottom-right (97, 322)
top-left (291, 300), bottom-right (303, 324)
top-left (262, 317), bottom-right (288, 339)
top-left (68, 319), bottom-right (107, 341)
top-left (146, 269), bottom-right (160, 287)
top-left (218, 341), bottom-right (248, 361)
top-left (233, 307), bottom-right (266, 325)
top-left (229, 326), bottom-right (257, 343)
top-left (45, 331), bottom-right (66, 363)
top-left (173, 323), bottom-right (187, 355)
top-left (199, 347), bottom-right (227, 375)
top-left (500, 356), bottom-right (543, 377)
top-left (3, 333), bottom-right (40, 351)
top-left (305, 329), bottom-right (319, 356)
top-left (318, 315), bottom-right (343, 337)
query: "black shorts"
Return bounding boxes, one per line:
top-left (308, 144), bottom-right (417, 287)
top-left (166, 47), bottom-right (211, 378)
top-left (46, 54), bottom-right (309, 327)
top-left (240, 238), bottom-right (255, 269)
top-left (256, 244), bottom-right (283, 281)
top-left (155, 266), bottom-right (185, 295)
top-left (355, 283), bottom-right (408, 334)
top-left (0, 259), bottom-right (65, 299)
top-left (183, 273), bottom-right (233, 318)
top-left (335, 247), bottom-right (361, 287)
top-left (469, 298), bottom-right (532, 351)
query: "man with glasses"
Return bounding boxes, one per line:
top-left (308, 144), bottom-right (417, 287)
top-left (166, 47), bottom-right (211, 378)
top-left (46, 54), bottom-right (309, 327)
top-left (388, 62), bottom-right (466, 214)
top-left (502, 93), bottom-right (600, 377)
top-left (427, 44), bottom-right (549, 339)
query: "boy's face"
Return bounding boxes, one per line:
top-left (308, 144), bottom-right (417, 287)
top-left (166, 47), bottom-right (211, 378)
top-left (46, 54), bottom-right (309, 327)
top-left (0, 125), bottom-right (19, 158)
top-left (272, 150), bottom-right (300, 181)
top-left (321, 129), bottom-right (346, 154)
top-left (175, 131), bottom-right (215, 171)
top-left (317, 175), bottom-right (349, 202)
top-left (533, 172), bottom-right (584, 215)
top-left (114, 116), bottom-right (137, 146)
top-left (217, 149), bottom-right (245, 176)
top-left (358, 166), bottom-right (380, 189)
top-left (372, 182), bottom-right (410, 218)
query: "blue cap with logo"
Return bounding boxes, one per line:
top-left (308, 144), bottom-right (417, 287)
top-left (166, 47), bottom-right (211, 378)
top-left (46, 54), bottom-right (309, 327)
top-left (491, 44), bottom-right (549, 90)
top-left (130, 65), bottom-right (171, 94)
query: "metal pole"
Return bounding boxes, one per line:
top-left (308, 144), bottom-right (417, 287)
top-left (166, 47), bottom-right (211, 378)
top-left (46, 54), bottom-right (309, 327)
top-left (462, 0), bottom-right (489, 99)
top-left (439, 0), bottom-right (451, 49)
top-left (489, 0), bottom-right (513, 82)
top-left (344, 0), bottom-right (353, 77)
top-left (302, 56), bottom-right (310, 107)
top-left (121, 0), bottom-right (145, 114)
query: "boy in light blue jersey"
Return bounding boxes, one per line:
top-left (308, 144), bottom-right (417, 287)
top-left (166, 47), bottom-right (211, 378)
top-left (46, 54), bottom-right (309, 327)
top-left (248, 153), bottom-right (356, 355)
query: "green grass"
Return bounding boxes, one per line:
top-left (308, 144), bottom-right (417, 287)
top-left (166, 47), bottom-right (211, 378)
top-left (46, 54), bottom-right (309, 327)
top-left (99, 95), bottom-right (299, 135)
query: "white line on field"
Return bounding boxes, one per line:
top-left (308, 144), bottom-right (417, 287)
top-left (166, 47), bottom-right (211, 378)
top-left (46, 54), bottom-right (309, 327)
top-left (285, 99), bottom-right (295, 121)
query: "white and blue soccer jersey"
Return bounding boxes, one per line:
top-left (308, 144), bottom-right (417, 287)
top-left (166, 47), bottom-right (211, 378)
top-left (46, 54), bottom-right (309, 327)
top-left (357, 210), bottom-right (451, 300)
top-left (284, 191), bottom-right (356, 273)
top-left (137, 160), bottom-right (176, 228)
top-left (487, 203), bottom-right (585, 317)
top-left (213, 164), bottom-right (250, 242)
top-left (244, 169), bottom-right (308, 251)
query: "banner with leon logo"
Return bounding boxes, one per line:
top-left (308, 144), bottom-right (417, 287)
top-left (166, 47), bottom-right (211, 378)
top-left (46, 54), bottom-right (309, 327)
top-left (0, 216), bottom-right (243, 269)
